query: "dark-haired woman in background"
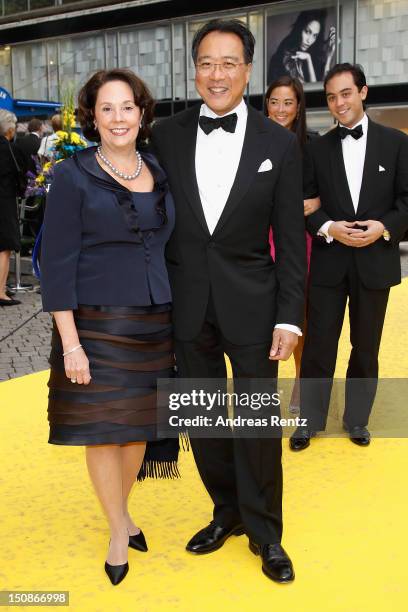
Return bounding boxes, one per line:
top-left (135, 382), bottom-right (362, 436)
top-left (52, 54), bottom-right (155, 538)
top-left (265, 75), bottom-right (320, 412)
top-left (41, 69), bottom-right (177, 585)
top-left (268, 10), bottom-right (336, 84)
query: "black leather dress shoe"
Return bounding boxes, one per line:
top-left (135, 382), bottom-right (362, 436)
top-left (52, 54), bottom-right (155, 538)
top-left (104, 561), bottom-right (129, 585)
top-left (249, 541), bottom-right (295, 583)
top-left (186, 521), bottom-right (245, 554)
top-left (128, 529), bottom-right (148, 552)
top-left (289, 427), bottom-right (315, 451)
top-left (343, 423), bottom-right (371, 446)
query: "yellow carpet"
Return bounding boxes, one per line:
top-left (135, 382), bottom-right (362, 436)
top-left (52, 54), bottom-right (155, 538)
top-left (1, 279), bottom-right (407, 612)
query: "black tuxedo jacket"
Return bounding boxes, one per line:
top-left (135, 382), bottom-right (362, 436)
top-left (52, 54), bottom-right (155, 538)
top-left (304, 118), bottom-right (408, 289)
top-left (16, 133), bottom-right (41, 174)
top-left (151, 104), bottom-right (306, 344)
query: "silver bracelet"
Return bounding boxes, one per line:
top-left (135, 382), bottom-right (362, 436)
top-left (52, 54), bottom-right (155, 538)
top-left (63, 344), bottom-right (82, 357)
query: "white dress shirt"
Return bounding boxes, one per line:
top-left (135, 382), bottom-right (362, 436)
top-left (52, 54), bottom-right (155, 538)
top-left (195, 99), bottom-right (301, 337)
top-left (318, 113), bottom-right (368, 242)
top-left (38, 132), bottom-right (59, 159)
top-left (196, 99), bottom-right (247, 234)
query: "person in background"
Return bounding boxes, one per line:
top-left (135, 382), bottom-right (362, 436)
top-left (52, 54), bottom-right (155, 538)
top-left (38, 114), bottom-right (63, 161)
top-left (290, 63), bottom-right (408, 451)
top-left (0, 109), bottom-right (24, 307)
top-left (16, 117), bottom-right (43, 174)
top-left (264, 75), bottom-right (320, 412)
top-left (268, 10), bottom-right (336, 84)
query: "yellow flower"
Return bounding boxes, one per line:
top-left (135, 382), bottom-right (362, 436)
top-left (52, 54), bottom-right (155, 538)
top-left (70, 132), bottom-right (81, 144)
top-left (35, 175), bottom-right (45, 184)
top-left (55, 159), bottom-right (64, 164)
top-left (56, 130), bottom-right (68, 140)
top-left (63, 108), bottom-right (76, 129)
top-left (43, 162), bottom-right (52, 172)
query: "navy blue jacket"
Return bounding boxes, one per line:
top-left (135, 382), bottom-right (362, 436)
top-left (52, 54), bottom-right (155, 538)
top-left (41, 147), bottom-right (175, 312)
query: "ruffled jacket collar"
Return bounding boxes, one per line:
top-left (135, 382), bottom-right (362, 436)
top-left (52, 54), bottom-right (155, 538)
top-left (72, 146), bottom-right (168, 240)
top-left (73, 145), bottom-right (167, 191)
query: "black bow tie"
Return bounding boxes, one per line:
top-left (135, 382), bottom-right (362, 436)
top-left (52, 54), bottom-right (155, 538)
top-left (199, 113), bottom-right (238, 135)
top-left (338, 124), bottom-right (363, 140)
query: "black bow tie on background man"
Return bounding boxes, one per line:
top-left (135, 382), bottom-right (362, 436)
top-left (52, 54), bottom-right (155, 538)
top-left (338, 124), bottom-right (363, 140)
top-left (199, 112), bottom-right (238, 135)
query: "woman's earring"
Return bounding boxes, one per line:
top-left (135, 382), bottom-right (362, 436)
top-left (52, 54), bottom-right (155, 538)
top-left (139, 110), bottom-right (144, 129)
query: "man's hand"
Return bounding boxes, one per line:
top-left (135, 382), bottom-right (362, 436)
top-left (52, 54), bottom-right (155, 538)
top-left (347, 220), bottom-right (385, 247)
top-left (269, 329), bottom-right (298, 361)
top-left (304, 197), bottom-right (321, 216)
top-left (328, 221), bottom-right (366, 246)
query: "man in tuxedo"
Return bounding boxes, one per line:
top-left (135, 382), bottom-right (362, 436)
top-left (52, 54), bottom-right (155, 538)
top-left (290, 63), bottom-right (408, 451)
top-left (16, 117), bottom-right (43, 174)
top-left (152, 19), bottom-right (306, 582)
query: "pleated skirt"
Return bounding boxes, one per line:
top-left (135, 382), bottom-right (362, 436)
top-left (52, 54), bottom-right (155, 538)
top-left (47, 304), bottom-right (179, 479)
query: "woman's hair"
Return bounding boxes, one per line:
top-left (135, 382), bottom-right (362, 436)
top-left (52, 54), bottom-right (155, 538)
top-left (268, 9), bottom-right (328, 82)
top-left (0, 109), bottom-right (17, 137)
top-left (77, 68), bottom-right (155, 142)
top-left (264, 75), bottom-right (307, 148)
top-left (191, 18), bottom-right (255, 64)
top-left (51, 114), bottom-right (63, 132)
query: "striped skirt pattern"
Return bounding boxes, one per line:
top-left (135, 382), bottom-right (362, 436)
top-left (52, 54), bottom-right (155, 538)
top-left (47, 304), bottom-right (179, 479)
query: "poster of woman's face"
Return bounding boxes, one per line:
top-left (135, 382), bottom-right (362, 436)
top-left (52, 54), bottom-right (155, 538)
top-left (267, 8), bottom-right (337, 86)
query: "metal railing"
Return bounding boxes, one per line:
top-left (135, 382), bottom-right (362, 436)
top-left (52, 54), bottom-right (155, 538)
top-left (8, 196), bottom-right (41, 292)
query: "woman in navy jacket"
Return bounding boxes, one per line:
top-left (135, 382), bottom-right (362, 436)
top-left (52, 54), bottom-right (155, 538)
top-left (41, 69), bottom-right (176, 585)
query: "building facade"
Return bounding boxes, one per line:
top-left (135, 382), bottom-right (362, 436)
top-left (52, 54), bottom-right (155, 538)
top-left (1, 0), bottom-right (407, 129)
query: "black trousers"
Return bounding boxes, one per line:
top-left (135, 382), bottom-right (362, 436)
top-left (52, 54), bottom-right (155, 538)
top-left (300, 255), bottom-right (390, 431)
top-left (174, 296), bottom-right (282, 545)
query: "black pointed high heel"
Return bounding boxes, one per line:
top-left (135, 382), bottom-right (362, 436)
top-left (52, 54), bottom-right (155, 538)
top-left (104, 561), bottom-right (129, 585)
top-left (128, 529), bottom-right (148, 552)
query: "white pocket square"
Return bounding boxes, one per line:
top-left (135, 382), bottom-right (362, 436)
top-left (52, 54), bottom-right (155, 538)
top-left (379, 165), bottom-right (386, 172)
top-left (258, 159), bottom-right (273, 172)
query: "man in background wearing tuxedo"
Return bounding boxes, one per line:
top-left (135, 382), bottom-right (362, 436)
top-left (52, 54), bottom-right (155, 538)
top-left (290, 63), bottom-right (408, 451)
top-left (153, 19), bottom-right (306, 582)
top-left (16, 117), bottom-right (43, 174)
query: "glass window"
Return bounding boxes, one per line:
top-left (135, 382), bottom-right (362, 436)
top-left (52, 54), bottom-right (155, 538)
top-left (173, 22), bottom-right (186, 100)
top-left (105, 32), bottom-right (118, 70)
top-left (5, 0), bottom-right (28, 15)
top-left (30, 0), bottom-right (55, 9)
top-left (357, 0), bottom-right (408, 85)
top-left (47, 41), bottom-right (59, 101)
top-left (0, 46), bottom-right (12, 93)
top-left (338, 0), bottom-right (356, 65)
top-left (249, 11), bottom-right (264, 96)
top-left (59, 34), bottom-right (105, 98)
top-left (12, 42), bottom-right (48, 100)
top-left (118, 25), bottom-right (171, 100)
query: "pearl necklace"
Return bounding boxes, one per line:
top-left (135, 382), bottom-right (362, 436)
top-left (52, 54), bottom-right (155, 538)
top-left (96, 146), bottom-right (143, 180)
